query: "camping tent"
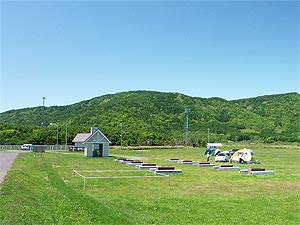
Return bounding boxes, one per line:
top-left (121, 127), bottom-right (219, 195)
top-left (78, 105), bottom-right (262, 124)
top-left (230, 148), bottom-right (255, 162)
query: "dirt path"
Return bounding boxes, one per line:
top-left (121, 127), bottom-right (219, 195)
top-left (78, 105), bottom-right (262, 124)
top-left (0, 151), bottom-right (21, 186)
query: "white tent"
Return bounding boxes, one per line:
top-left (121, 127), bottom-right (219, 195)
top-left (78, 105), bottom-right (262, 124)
top-left (207, 143), bottom-right (223, 148)
top-left (230, 148), bottom-right (255, 162)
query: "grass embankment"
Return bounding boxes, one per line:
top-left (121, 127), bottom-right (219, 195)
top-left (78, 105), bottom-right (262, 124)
top-left (1, 147), bottom-right (299, 224)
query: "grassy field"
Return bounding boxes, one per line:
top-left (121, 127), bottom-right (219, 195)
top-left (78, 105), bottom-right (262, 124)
top-left (0, 146), bottom-right (299, 224)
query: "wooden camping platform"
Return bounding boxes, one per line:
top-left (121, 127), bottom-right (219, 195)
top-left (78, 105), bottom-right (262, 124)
top-left (166, 159), bottom-right (180, 162)
top-left (213, 165), bottom-right (240, 170)
top-left (137, 163), bottom-right (158, 170)
top-left (240, 168), bottom-right (274, 175)
top-left (193, 162), bottom-right (216, 167)
top-left (178, 160), bottom-right (194, 164)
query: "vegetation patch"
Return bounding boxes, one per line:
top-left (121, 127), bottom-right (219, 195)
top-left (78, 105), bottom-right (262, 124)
top-left (0, 91), bottom-right (299, 145)
top-left (0, 146), bottom-right (299, 224)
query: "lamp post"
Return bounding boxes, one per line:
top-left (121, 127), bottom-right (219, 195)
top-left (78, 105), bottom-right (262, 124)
top-left (56, 126), bottom-right (58, 149)
top-left (65, 123), bottom-right (68, 150)
top-left (207, 128), bottom-right (210, 143)
top-left (120, 134), bottom-right (123, 150)
top-left (41, 97), bottom-right (45, 127)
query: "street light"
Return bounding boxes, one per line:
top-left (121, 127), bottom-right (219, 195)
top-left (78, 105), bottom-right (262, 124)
top-left (207, 128), bottom-right (210, 143)
top-left (41, 97), bottom-right (46, 127)
top-left (120, 134), bottom-right (123, 150)
top-left (65, 123), bottom-right (68, 150)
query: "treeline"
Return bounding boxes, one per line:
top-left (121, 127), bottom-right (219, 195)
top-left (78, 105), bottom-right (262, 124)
top-left (0, 91), bottom-right (299, 146)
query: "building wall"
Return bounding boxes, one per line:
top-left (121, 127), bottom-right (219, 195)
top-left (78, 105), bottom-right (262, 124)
top-left (85, 141), bottom-right (109, 157)
top-left (103, 143), bottom-right (109, 157)
top-left (85, 143), bottom-right (93, 157)
top-left (73, 128), bottom-right (110, 157)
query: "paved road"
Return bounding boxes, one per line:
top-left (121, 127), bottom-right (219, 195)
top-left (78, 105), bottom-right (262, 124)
top-left (0, 151), bottom-right (21, 186)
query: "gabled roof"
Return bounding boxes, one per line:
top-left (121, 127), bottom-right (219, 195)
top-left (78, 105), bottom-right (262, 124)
top-left (83, 129), bottom-right (111, 144)
top-left (72, 133), bottom-right (90, 143)
top-left (72, 129), bottom-right (111, 144)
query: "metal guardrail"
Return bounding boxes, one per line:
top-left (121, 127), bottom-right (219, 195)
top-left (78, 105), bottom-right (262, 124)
top-left (69, 146), bottom-right (85, 152)
top-left (0, 145), bottom-right (71, 150)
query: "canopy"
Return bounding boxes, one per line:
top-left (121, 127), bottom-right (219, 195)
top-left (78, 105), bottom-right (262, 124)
top-left (207, 143), bottom-right (223, 148)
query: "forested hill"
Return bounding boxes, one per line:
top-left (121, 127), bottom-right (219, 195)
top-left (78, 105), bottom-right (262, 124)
top-left (0, 91), bottom-right (299, 145)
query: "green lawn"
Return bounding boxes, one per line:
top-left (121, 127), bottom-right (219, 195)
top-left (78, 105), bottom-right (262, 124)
top-left (1, 146), bottom-right (299, 224)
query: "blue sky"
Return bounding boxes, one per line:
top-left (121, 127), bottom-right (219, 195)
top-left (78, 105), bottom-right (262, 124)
top-left (1, 0), bottom-right (299, 113)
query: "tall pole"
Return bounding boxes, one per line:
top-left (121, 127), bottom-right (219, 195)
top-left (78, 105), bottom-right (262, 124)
top-left (65, 123), bottom-right (68, 149)
top-left (208, 128), bottom-right (210, 143)
top-left (184, 108), bottom-right (190, 145)
top-left (120, 134), bottom-right (123, 150)
top-left (56, 126), bottom-right (59, 150)
top-left (41, 97), bottom-right (45, 127)
top-left (120, 123), bottom-right (124, 150)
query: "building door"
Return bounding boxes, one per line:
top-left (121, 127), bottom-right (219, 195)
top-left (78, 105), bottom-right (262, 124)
top-left (93, 143), bottom-right (103, 157)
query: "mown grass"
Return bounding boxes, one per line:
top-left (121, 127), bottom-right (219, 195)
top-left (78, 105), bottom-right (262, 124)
top-left (0, 146), bottom-right (299, 224)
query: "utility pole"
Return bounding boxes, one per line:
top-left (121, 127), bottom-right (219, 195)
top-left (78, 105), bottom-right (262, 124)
top-left (41, 97), bottom-right (45, 127)
top-left (65, 123), bottom-right (68, 150)
top-left (207, 128), bottom-right (210, 143)
top-left (184, 108), bottom-right (190, 145)
top-left (120, 134), bottom-right (123, 150)
top-left (56, 126), bottom-right (59, 150)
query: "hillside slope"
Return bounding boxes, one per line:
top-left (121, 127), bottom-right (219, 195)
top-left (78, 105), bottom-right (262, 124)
top-left (0, 91), bottom-right (299, 145)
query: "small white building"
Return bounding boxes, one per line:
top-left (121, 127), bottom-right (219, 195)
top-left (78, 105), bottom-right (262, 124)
top-left (72, 127), bottom-right (111, 157)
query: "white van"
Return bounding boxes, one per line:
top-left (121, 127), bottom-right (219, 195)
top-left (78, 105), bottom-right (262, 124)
top-left (21, 144), bottom-right (33, 150)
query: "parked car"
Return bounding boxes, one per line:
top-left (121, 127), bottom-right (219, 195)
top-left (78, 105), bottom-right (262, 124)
top-left (21, 144), bottom-right (33, 150)
top-left (215, 152), bottom-right (231, 162)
